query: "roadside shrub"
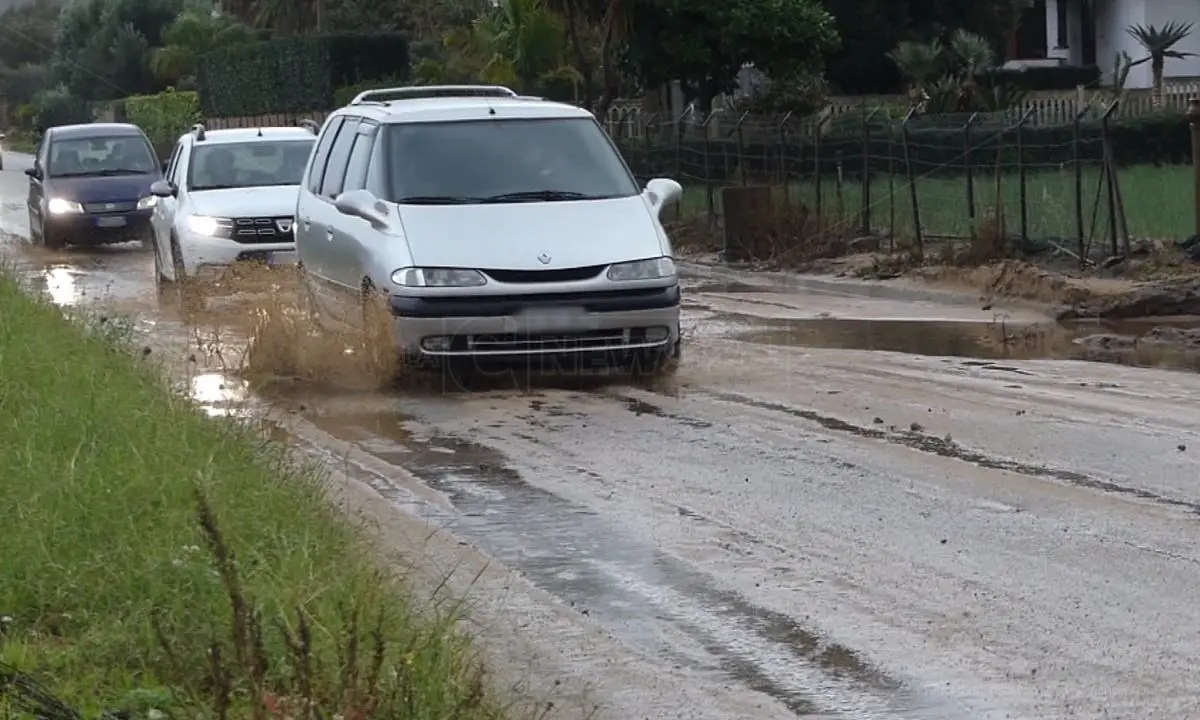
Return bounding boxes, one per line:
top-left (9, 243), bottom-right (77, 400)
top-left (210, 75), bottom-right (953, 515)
top-left (32, 85), bottom-right (92, 133)
top-left (197, 33), bottom-right (411, 116)
top-left (125, 88), bottom-right (201, 158)
top-left (332, 75), bottom-right (408, 108)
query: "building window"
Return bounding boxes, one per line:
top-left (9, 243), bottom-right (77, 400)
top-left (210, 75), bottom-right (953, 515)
top-left (1056, 0), bottom-right (1069, 47)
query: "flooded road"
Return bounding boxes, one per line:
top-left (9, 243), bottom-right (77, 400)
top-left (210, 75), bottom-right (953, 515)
top-left (6, 149), bottom-right (1200, 718)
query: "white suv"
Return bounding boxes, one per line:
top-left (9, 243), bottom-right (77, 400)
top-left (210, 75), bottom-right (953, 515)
top-left (148, 123), bottom-right (317, 283)
top-left (294, 85), bottom-right (684, 371)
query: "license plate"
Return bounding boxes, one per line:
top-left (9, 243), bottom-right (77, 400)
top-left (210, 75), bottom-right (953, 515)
top-left (267, 250), bottom-right (297, 266)
top-left (96, 216), bottom-right (126, 228)
top-left (518, 306), bottom-right (588, 332)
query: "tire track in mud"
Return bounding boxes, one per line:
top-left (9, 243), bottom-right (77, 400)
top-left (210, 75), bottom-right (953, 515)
top-left (289, 399), bottom-right (972, 720)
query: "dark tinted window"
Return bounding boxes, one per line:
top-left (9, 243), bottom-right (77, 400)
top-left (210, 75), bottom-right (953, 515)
top-left (307, 117), bottom-right (344, 193)
top-left (319, 118), bottom-right (360, 197)
top-left (342, 123), bottom-right (377, 192)
top-left (382, 118), bottom-right (638, 204)
top-left (187, 139), bottom-right (314, 191)
top-left (47, 135), bottom-right (157, 177)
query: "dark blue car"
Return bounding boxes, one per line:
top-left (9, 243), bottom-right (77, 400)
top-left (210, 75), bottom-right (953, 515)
top-left (25, 123), bottom-right (163, 249)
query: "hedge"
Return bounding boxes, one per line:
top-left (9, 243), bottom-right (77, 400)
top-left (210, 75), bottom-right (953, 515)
top-left (124, 88), bottom-right (201, 159)
top-left (619, 111), bottom-right (1193, 185)
top-left (197, 33), bottom-right (410, 117)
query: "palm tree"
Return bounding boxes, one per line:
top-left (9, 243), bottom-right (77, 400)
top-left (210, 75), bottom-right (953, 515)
top-left (1127, 21), bottom-right (1194, 104)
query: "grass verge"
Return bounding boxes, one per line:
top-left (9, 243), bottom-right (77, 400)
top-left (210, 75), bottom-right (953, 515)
top-left (0, 271), bottom-right (504, 719)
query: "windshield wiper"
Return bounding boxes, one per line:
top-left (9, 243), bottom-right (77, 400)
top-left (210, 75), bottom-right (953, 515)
top-left (96, 168), bottom-right (152, 175)
top-left (394, 195), bottom-right (481, 205)
top-left (481, 190), bottom-right (589, 203)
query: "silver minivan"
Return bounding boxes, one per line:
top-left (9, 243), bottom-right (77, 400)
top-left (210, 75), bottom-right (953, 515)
top-left (294, 85), bottom-right (683, 371)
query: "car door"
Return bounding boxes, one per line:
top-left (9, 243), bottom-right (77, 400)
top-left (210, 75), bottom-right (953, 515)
top-left (297, 116), bottom-right (345, 305)
top-left (311, 116), bottom-right (360, 324)
top-left (326, 119), bottom-right (377, 292)
top-left (152, 140), bottom-right (185, 269)
top-left (26, 135), bottom-right (50, 236)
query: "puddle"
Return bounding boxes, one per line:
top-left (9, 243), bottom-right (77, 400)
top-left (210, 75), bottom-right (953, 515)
top-left (733, 316), bottom-right (1200, 371)
top-left (301, 410), bottom-right (963, 718)
top-left (188, 372), bottom-right (251, 417)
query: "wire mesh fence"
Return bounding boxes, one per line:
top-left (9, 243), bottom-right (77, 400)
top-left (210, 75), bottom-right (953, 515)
top-left (611, 105), bottom-right (1194, 266)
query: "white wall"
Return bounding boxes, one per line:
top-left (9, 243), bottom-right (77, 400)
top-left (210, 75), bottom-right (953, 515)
top-left (1095, 0), bottom-right (1151, 86)
top-left (1144, 0), bottom-right (1200, 82)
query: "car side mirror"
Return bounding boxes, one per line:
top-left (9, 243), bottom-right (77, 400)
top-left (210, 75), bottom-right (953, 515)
top-left (149, 180), bottom-right (175, 197)
top-left (24, 167), bottom-right (39, 179)
top-left (334, 189), bottom-right (390, 230)
top-left (644, 177), bottom-right (683, 217)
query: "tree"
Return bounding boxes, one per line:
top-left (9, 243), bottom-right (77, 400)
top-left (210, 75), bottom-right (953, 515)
top-left (1127, 22), bottom-right (1193, 104)
top-left (150, 5), bottom-right (258, 87)
top-left (0, 0), bottom-right (64, 69)
top-left (50, 0), bottom-right (183, 100)
top-left (624, 0), bottom-right (839, 112)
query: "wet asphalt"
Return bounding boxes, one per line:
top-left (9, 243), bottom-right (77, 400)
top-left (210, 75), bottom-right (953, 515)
top-left (5, 149), bottom-right (1200, 719)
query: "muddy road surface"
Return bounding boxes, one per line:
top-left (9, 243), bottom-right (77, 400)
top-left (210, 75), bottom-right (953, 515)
top-left (5, 149), bottom-right (1200, 719)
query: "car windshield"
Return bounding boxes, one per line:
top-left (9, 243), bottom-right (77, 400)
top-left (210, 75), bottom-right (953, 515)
top-left (188, 139), bottom-right (315, 191)
top-left (48, 135), bottom-right (157, 177)
top-left (383, 118), bottom-right (639, 204)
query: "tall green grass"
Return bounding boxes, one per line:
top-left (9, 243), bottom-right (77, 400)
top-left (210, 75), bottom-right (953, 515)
top-left (0, 273), bottom-right (504, 719)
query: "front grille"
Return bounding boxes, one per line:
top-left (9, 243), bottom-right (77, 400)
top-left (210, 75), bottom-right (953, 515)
top-left (230, 216), bottom-right (294, 244)
top-left (457, 328), bottom-right (649, 353)
top-left (482, 265), bottom-right (606, 283)
top-left (83, 201), bottom-right (136, 213)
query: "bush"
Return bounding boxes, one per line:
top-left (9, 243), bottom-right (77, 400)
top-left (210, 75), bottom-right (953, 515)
top-left (332, 75), bottom-right (408, 108)
top-left (617, 111), bottom-right (1192, 185)
top-left (197, 33), bottom-right (411, 116)
top-left (32, 85), bottom-right (92, 134)
top-left (124, 88), bottom-right (201, 159)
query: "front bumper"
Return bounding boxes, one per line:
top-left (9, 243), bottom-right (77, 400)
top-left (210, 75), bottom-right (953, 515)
top-left (178, 229), bottom-right (295, 275)
top-left (390, 284), bottom-right (682, 358)
top-left (46, 208), bottom-right (152, 244)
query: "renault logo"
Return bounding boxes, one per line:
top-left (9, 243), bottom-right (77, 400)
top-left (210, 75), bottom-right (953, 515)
top-left (537, 252), bottom-right (551, 264)
top-left (104, 203), bottom-right (116, 210)
top-left (276, 219), bottom-right (293, 232)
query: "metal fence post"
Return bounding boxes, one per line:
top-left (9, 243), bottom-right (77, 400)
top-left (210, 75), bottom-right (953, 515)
top-left (815, 114), bottom-right (830, 226)
top-left (902, 108), bottom-right (922, 260)
top-left (1100, 100), bottom-right (1120, 257)
top-left (861, 106), bottom-right (879, 235)
top-left (1188, 97), bottom-right (1200, 238)
top-left (1015, 107), bottom-right (1034, 254)
top-left (701, 113), bottom-right (716, 225)
top-left (1072, 107), bottom-right (1088, 268)
top-left (734, 111), bottom-right (749, 185)
top-left (964, 112), bottom-right (979, 239)
top-left (777, 111), bottom-right (793, 207)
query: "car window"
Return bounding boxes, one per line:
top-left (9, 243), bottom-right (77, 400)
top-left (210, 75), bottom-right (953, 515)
top-left (165, 142), bottom-right (184, 184)
top-left (319, 118), bottom-right (360, 198)
top-left (308, 117), bottom-right (345, 194)
top-left (342, 123), bottom-right (377, 192)
top-left (187, 139), bottom-right (314, 191)
top-left (381, 118), bottom-right (639, 204)
top-left (46, 135), bottom-right (158, 177)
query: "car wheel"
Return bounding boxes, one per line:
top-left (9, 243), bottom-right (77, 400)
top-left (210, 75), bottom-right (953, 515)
top-left (152, 235), bottom-right (172, 292)
top-left (41, 223), bottom-right (65, 251)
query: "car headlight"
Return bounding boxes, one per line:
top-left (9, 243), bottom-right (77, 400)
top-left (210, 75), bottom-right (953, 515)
top-left (391, 268), bottom-right (487, 287)
top-left (47, 198), bottom-right (83, 214)
top-left (607, 257), bottom-right (676, 281)
top-left (186, 215), bottom-right (222, 236)
top-left (136, 195), bottom-right (157, 210)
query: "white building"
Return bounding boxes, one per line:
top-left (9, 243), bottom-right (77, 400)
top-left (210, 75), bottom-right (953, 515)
top-left (1010, 0), bottom-right (1200, 88)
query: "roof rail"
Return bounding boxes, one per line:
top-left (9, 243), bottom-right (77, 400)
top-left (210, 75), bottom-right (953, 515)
top-left (297, 118), bottom-right (320, 135)
top-left (190, 123), bottom-right (206, 141)
top-left (350, 85), bottom-right (518, 105)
